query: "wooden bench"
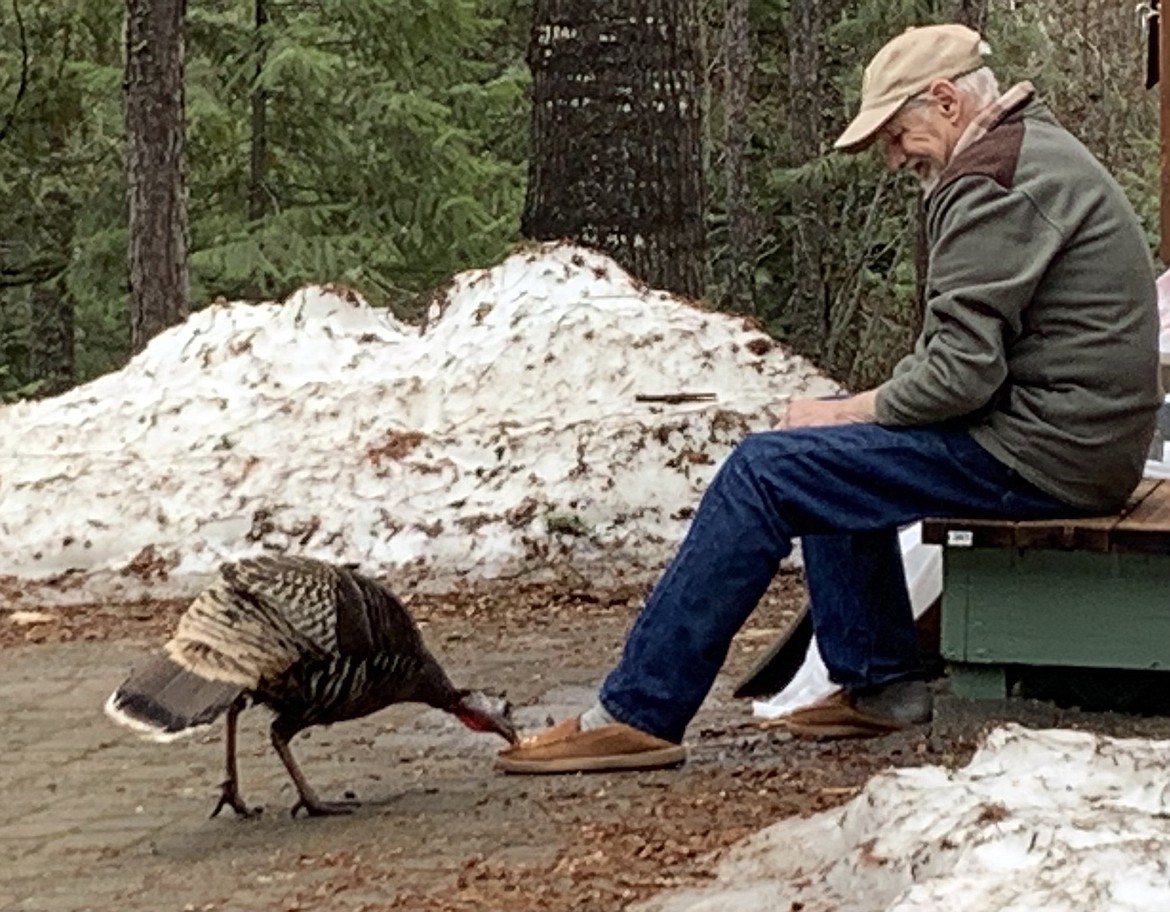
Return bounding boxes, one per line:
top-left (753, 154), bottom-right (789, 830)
top-left (920, 479), bottom-right (1170, 703)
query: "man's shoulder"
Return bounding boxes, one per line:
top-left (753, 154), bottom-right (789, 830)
top-left (936, 119), bottom-right (1027, 194)
top-left (935, 100), bottom-right (1078, 200)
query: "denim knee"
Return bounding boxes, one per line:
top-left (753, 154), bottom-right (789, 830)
top-left (724, 431), bottom-right (780, 475)
top-left (718, 430), bottom-right (800, 490)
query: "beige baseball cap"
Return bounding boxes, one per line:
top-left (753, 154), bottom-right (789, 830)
top-left (834, 24), bottom-right (986, 152)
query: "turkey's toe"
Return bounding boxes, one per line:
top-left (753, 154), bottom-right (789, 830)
top-left (210, 781), bottom-right (262, 819)
top-left (289, 797), bottom-right (360, 818)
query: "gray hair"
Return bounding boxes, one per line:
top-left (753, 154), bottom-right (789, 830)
top-left (953, 67), bottom-right (1001, 108)
top-left (901, 66), bottom-right (1001, 114)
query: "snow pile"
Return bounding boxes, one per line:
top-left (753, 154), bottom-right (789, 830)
top-left (0, 244), bottom-right (838, 604)
top-left (635, 725), bottom-right (1170, 912)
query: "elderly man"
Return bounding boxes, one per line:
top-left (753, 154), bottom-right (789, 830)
top-left (497, 23), bottom-right (1161, 773)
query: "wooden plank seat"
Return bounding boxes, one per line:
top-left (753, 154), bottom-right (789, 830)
top-left (920, 479), bottom-right (1170, 704)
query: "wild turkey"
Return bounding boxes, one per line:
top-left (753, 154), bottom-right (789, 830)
top-left (104, 555), bottom-right (517, 818)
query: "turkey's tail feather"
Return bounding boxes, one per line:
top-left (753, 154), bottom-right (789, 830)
top-left (104, 654), bottom-right (245, 743)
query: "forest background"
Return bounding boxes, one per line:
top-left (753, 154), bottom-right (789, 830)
top-left (0, 0), bottom-right (1157, 401)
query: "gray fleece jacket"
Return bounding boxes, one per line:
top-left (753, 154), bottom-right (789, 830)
top-left (875, 95), bottom-right (1161, 512)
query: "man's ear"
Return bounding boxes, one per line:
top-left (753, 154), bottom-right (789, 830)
top-left (928, 79), bottom-right (963, 122)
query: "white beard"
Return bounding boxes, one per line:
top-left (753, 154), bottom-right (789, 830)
top-left (915, 158), bottom-right (945, 195)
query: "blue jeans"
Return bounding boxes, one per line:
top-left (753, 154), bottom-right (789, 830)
top-left (599, 423), bottom-right (1080, 743)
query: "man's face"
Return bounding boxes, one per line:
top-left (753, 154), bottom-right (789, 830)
top-left (877, 82), bottom-right (967, 189)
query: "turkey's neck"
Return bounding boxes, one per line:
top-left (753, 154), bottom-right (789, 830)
top-left (411, 658), bottom-right (461, 712)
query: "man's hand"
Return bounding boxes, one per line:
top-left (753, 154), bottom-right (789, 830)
top-left (776, 390), bottom-right (878, 429)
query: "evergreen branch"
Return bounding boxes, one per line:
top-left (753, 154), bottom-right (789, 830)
top-left (0, 0), bottom-right (29, 146)
top-left (0, 254), bottom-right (69, 287)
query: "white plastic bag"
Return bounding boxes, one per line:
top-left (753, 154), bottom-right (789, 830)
top-left (752, 523), bottom-right (942, 719)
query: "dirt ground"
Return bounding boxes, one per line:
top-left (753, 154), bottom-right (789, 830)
top-left (4, 572), bottom-right (1170, 912)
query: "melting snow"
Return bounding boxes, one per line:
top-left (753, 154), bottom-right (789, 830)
top-left (0, 244), bottom-right (838, 604)
top-left (635, 725), bottom-right (1170, 912)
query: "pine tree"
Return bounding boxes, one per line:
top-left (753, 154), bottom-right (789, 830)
top-left (184, 0), bottom-right (526, 311)
top-left (124, 0), bottom-right (190, 352)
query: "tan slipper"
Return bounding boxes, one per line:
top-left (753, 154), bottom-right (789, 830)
top-left (767, 691), bottom-right (913, 740)
top-left (495, 716), bottom-right (687, 774)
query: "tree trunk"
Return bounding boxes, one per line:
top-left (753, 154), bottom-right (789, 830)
top-left (723, 0), bottom-right (755, 313)
top-left (522, 0), bottom-right (706, 298)
top-left (249, 0), bottom-right (269, 222)
top-left (124, 0), bottom-right (189, 354)
top-left (786, 0), bottom-right (829, 359)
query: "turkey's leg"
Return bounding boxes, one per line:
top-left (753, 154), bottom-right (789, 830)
top-left (211, 697), bottom-right (260, 818)
top-left (271, 721), bottom-right (360, 818)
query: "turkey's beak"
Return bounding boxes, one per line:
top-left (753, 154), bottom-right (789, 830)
top-left (488, 694), bottom-right (519, 744)
top-left (497, 710), bottom-right (519, 745)
top-left (453, 691), bottom-right (520, 744)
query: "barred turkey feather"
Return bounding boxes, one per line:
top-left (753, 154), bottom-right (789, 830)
top-left (104, 554), bottom-right (516, 818)
top-left (222, 556), bottom-right (341, 654)
top-left (104, 655), bottom-right (244, 742)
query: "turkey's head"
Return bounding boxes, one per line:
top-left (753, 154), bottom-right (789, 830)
top-left (452, 690), bottom-right (518, 744)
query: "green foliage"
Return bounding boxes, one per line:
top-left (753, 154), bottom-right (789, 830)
top-left (707, 0), bottom-right (943, 386)
top-left (0, 371), bottom-right (44, 403)
top-left (184, 0), bottom-right (529, 312)
top-left (0, 0), bottom-right (529, 395)
top-left (0, 1), bottom-right (126, 388)
top-left (980, 1), bottom-right (1158, 245)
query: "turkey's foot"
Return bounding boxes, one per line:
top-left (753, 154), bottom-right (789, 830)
top-left (289, 795), bottom-right (360, 818)
top-left (210, 779), bottom-right (262, 819)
